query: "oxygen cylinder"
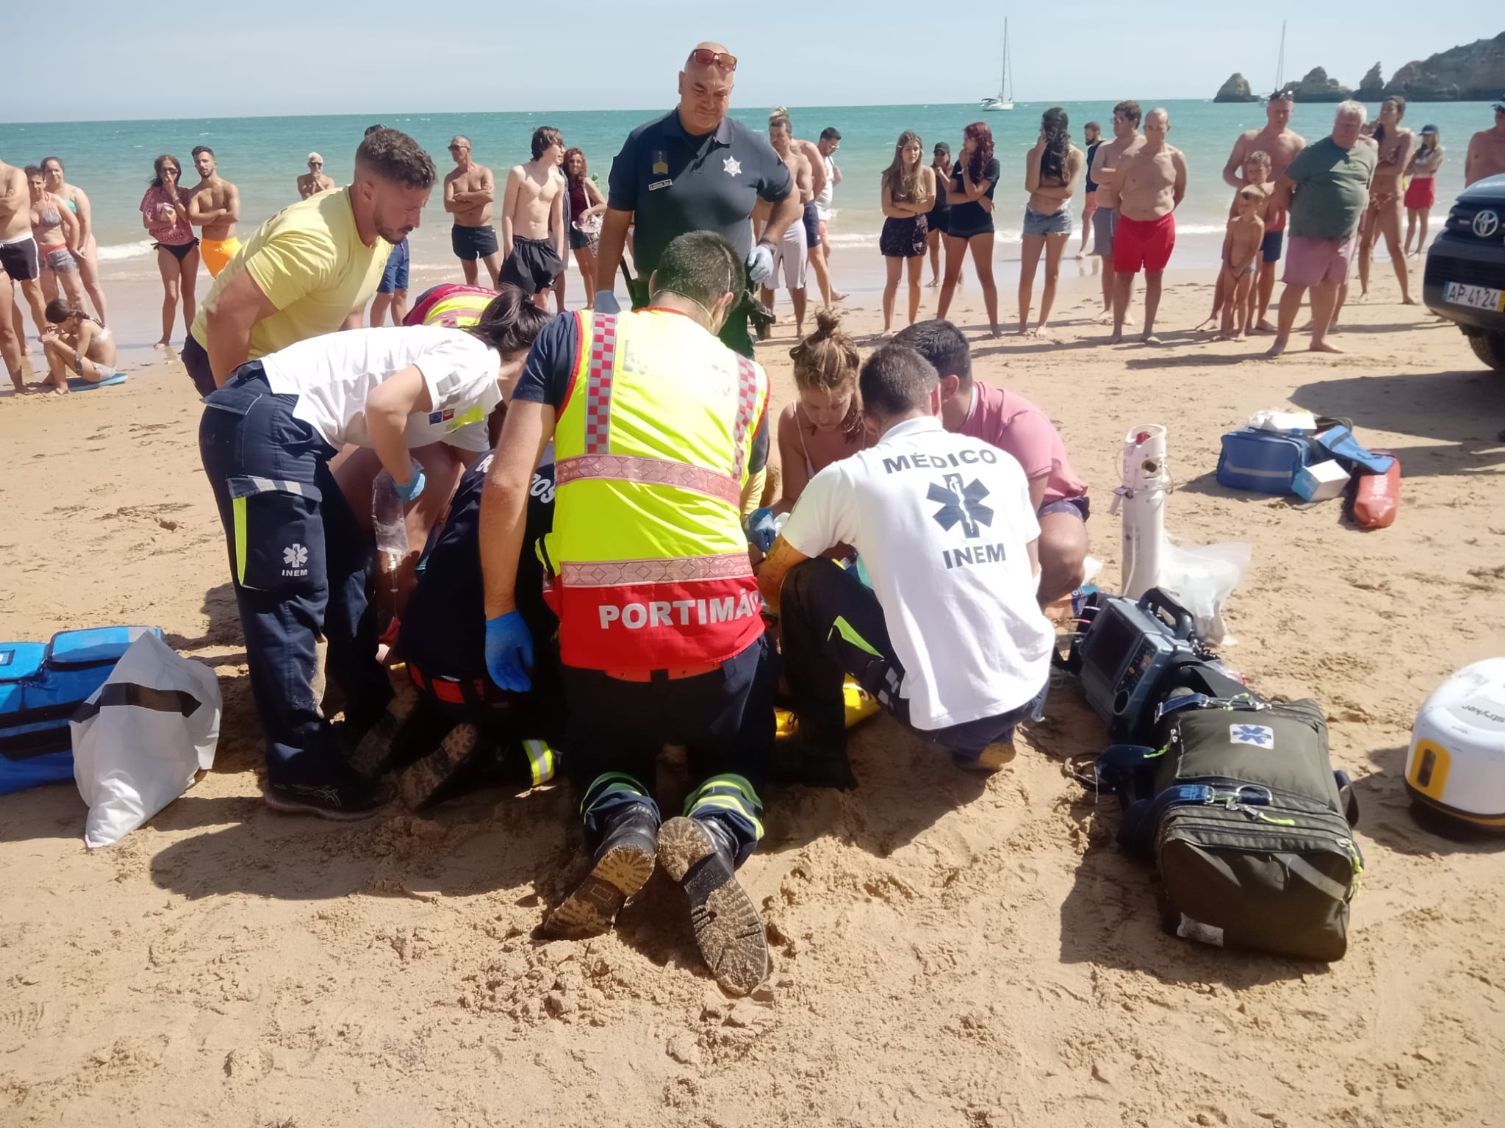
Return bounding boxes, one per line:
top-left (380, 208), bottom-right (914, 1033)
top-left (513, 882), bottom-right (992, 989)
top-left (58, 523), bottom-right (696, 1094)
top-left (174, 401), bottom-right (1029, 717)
top-left (1118, 425), bottom-right (1170, 599)
top-left (1352, 453), bottom-right (1400, 530)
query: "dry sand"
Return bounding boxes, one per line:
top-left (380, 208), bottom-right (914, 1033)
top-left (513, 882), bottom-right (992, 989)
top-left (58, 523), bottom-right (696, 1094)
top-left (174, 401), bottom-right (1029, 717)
top-left (2, 254), bottom-right (1504, 1128)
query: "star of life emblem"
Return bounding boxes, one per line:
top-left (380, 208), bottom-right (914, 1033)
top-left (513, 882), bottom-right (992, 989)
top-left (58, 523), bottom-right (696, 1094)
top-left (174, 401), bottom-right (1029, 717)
top-left (723, 156), bottom-right (742, 177)
top-left (1230, 724), bottom-right (1274, 748)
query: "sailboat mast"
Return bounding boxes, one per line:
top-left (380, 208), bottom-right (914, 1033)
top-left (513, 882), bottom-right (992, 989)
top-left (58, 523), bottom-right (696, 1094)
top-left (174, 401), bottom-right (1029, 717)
top-left (1001, 20), bottom-right (1008, 96)
top-left (1275, 20), bottom-right (1286, 91)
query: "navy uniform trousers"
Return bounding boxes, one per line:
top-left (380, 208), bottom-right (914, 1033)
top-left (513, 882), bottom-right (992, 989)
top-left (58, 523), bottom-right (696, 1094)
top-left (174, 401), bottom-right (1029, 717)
top-left (199, 366), bottom-right (392, 785)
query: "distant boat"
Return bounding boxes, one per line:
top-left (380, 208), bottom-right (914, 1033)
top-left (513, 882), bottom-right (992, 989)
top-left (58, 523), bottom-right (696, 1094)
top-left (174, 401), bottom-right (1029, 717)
top-left (981, 22), bottom-right (1015, 111)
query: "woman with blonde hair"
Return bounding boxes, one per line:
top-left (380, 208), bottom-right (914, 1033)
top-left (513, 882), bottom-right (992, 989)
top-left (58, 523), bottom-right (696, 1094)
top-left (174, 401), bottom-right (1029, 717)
top-left (878, 131), bottom-right (935, 334)
top-left (775, 308), bottom-right (870, 512)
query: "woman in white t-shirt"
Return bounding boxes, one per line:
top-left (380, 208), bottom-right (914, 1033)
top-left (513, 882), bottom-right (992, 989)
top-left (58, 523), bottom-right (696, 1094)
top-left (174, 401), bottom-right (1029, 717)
top-left (197, 285), bottom-right (552, 819)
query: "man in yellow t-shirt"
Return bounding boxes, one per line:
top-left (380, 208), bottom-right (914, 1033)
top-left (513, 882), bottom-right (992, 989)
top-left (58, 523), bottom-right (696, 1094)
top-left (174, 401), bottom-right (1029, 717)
top-left (181, 128), bottom-right (436, 396)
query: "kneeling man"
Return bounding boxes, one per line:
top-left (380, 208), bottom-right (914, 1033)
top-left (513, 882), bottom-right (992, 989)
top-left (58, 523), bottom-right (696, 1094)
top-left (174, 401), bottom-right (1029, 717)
top-left (757, 344), bottom-right (1054, 771)
top-left (895, 318), bottom-right (1089, 604)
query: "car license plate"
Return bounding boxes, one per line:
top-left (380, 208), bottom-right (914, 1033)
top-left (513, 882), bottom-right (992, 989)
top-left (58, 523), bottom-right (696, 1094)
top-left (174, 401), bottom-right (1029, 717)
top-left (1444, 281), bottom-right (1505, 312)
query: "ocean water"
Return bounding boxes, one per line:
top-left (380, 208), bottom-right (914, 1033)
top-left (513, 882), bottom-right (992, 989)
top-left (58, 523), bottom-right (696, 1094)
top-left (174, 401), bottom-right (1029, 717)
top-left (1, 99), bottom-right (1492, 281)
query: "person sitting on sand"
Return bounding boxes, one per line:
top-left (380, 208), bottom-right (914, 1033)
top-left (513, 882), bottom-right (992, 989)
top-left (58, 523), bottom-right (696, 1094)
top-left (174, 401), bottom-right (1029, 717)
top-left (1265, 102), bottom-right (1376, 358)
top-left (1018, 107), bottom-right (1083, 337)
top-left (1217, 187), bottom-right (1267, 342)
top-left (39, 298), bottom-right (117, 394)
top-left (756, 343), bottom-right (1054, 778)
top-left (1106, 109), bottom-right (1187, 345)
top-left (1356, 96), bottom-right (1416, 305)
top-left (1201, 151), bottom-right (1273, 331)
top-left (297, 153), bottom-right (335, 199)
top-left (774, 310), bottom-right (870, 513)
top-left (1402, 125), bottom-right (1444, 257)
top-left (895, 318), bottom-right (1091, 605)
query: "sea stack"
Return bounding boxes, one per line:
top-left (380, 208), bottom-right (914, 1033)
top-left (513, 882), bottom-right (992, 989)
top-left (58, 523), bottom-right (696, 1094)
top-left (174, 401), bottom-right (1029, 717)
top-left (1214, 73), bottom-right (1260, 103)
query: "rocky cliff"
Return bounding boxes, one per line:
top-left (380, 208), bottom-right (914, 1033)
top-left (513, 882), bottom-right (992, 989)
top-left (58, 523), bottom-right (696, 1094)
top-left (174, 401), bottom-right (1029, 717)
top-left (1290, 67), bottom-right (1352, 103)
top-left (1385, 33), bottom-right (1505, 101)
top-left (1214, 73), bottom-right (1260, 104)
top-left (1214, 32), bottom-right (1505, 102)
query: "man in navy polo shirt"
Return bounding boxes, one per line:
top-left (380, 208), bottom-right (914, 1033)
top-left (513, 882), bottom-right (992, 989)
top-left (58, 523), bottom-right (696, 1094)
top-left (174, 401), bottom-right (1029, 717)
top-left (593, 41), bottom-right (800, 357)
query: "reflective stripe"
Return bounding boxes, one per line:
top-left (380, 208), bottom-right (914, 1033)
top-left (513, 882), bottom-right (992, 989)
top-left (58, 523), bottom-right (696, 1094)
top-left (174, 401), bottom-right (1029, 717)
top-left (831, 615), bottom-right (882, 659)
top-left (580, 771), bottom-right (649, 816)
top-left (731, 356), bottom-right (761, 480)
top-left (685, 773), bottom-right (765, 840)
top-left (231, 495), bottom-right (248, 586)
top-left (584, 311), bottom-right (619, 454)
top-left (522, 739), bottom-right (557, 787)
top-left (445, 405), bottom-right (486, 432)
top-left (556, 453), bottom-right (741, 506)
top-left (560, 552), bottom-right (753, 588)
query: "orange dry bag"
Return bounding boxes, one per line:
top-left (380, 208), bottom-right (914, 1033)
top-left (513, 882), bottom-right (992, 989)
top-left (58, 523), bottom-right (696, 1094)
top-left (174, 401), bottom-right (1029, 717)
top-left (1351, 452), bottom-right (1400, 530)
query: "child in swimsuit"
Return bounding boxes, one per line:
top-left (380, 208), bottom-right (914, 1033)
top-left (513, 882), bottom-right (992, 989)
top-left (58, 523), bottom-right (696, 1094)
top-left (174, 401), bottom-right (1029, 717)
top-left (39, 298), bottom-right (118, 394)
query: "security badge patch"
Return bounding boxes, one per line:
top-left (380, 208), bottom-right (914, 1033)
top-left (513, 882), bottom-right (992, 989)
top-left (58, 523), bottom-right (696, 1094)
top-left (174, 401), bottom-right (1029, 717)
top-left (649, 150), bottom-right (672, 191)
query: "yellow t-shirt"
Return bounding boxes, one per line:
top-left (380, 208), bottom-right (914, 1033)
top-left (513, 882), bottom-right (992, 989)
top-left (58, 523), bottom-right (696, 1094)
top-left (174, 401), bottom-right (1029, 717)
top-left (191, 188), bottom-right (392, 359)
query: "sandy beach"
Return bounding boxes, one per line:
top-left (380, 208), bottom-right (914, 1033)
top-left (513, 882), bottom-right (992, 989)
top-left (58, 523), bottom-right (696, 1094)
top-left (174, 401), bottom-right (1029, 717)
top-left (2, 250), bottom-right (1504, 1127)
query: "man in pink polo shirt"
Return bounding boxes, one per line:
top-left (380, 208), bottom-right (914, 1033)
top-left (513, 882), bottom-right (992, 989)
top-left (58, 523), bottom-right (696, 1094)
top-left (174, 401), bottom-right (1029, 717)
top-left (895, 319), bottom-right (1089, 604)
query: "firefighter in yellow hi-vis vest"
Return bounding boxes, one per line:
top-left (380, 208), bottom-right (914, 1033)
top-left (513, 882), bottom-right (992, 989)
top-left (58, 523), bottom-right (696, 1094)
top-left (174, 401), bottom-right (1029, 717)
top-left (479, 232), bottom-right (775, 996)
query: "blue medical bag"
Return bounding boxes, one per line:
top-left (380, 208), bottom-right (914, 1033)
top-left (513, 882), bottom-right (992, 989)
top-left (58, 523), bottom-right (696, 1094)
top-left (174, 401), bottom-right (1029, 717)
top-left (1216, 429), bottom-right (1321, 495)
top-left (0, 626), bottom-right (162, 795)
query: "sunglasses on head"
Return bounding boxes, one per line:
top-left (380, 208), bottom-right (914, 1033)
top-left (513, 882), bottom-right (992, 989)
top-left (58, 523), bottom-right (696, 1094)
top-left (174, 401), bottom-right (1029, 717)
top-left (688, 48), bottom-right (736, 71)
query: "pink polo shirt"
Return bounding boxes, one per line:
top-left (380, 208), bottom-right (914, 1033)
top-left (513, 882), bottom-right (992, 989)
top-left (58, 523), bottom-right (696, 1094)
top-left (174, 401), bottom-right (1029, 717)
top-left (958, 381), bottom-right (1087, 507)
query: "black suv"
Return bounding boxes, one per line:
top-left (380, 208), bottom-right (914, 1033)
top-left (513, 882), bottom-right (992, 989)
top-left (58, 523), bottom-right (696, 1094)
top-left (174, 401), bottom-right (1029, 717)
top-left (1424, 173), bottom-right (1505, 373)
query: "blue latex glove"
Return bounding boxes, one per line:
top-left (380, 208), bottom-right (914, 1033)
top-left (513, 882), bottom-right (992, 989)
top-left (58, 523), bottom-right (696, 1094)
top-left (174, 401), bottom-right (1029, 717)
top-left (593, 290), bottom-right (621, 315)
top-left (746, 242), bottom-right (776, 286)
top-left (485, 611), bottom-right (534, 692)
top-left (392, 466), bottom-right (426, 503)
top-left (745, 506), bottom-right (780, 553)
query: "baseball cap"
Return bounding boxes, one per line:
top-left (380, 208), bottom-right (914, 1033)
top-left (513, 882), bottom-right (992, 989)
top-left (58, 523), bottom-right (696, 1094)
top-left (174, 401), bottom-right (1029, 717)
top-left (1421, 124), bottom-right (1438, 135)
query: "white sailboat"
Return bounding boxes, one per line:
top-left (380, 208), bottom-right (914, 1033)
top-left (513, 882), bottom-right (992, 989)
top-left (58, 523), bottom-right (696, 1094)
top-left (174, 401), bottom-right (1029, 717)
top-left (981, 22), bottom-right (1014, 111)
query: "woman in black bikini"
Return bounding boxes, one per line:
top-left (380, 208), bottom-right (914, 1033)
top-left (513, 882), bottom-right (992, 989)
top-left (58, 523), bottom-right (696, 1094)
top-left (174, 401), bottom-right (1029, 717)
top-left (925, 142), bottom-right (953, 287)
top-left (936, 122), bottom-right (1001, 337)
top-left (138, 154), bottom-right (199, 349)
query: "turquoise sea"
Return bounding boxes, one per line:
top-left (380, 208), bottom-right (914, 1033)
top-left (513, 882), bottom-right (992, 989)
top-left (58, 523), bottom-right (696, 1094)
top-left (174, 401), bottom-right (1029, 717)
top-left (1, 99), bottom-right (1493, 282)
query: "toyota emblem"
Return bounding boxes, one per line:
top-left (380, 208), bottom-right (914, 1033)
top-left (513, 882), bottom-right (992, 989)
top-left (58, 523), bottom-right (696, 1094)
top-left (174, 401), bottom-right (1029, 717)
top-left (1474, 209), bottom-right (1501, 238)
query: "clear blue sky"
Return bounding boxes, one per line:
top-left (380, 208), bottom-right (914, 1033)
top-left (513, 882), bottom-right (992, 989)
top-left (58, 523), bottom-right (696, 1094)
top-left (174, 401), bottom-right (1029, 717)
top-left (4, 3), bottom-right (1490, 122)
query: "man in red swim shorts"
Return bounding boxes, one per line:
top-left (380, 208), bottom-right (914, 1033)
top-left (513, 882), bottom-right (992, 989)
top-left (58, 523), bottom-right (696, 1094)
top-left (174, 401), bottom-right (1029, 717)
top-left (1107, 108), bottom-right (1187, 344)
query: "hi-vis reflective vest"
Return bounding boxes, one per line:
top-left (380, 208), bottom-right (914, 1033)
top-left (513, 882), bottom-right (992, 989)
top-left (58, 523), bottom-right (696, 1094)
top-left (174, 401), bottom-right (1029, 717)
top-left (542, 309), bottom-right (768, 670)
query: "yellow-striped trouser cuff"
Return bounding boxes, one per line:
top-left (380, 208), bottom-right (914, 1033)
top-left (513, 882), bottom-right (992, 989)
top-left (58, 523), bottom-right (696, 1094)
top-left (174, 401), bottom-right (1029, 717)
top-left (521, 739), bottom-right (558, 787)
top-left (685, 773), bottom-right (765, 841)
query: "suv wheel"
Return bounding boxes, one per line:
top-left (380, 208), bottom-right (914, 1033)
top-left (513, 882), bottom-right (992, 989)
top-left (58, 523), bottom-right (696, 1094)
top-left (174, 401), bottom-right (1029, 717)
top-left (1469, 331), bottom-right (1505, 374)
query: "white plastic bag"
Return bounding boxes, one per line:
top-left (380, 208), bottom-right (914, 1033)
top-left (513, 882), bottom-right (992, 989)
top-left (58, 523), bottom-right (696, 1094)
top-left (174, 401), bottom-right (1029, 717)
top-left (1158, 540), bottom-right (1252, 646)
top-left (71, 632), bottom-right (221, 848)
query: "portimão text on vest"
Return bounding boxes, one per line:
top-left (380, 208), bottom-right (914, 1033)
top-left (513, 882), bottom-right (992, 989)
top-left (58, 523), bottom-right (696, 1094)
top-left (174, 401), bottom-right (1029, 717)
top-left (599, 592), bottom-right (762, 630)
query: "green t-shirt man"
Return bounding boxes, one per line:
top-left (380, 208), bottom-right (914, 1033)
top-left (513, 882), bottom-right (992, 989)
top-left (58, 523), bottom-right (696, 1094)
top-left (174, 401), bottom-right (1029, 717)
top-left (1286, 137), bottom-right (1378, 241)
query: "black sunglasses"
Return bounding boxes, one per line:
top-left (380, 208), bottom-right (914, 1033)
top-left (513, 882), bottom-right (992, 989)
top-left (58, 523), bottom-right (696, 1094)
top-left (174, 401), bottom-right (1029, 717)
top-left (687, 48), bottom-right (736, 71)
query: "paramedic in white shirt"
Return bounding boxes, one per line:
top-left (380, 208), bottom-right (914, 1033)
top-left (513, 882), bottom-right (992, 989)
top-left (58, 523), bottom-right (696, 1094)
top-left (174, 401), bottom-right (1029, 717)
top-left (198, 288), bottom-right (548, 818)
top-left (756, 343), bottom-right (1054, 773)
